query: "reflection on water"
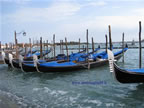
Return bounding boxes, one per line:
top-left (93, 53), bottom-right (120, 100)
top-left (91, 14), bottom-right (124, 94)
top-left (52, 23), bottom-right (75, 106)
top-left (0, 49), bottom-right (144, 108)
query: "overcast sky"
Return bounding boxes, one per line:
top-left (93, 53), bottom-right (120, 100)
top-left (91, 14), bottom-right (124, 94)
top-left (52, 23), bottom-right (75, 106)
top-left (1, 0), bottom-right (144, 44)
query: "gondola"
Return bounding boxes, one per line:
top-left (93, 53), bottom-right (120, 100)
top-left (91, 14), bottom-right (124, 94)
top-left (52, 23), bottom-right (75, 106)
top-left (3, 47), bottom-right (128, 72)
top-left (30, 48), bottom-right (128, 72)
top-left (1, 53), bottom-right (23, 69)
top-left (1, 52), bottom-right (11, 67)
top-left (18, 48), bottom-right (99, 72)
top-left (108, 49), bottom-right (144, 83)
top-left (1, 49), bottom-right (52, 68)
top-left (1, 48), bottom-right (88, 70)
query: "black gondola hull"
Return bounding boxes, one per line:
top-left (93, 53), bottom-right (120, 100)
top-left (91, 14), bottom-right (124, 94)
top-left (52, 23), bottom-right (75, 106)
top-left (114, 63), bottom-right (144, 83)
top-left (37, 65), bottom-right (84, 72)
top-left (21, 63), bottom-right (37, 72)
top-left (4, 58), bottom-right (11, 67)
top-left (12, 59), bottom-right (21, 68)
top-left (89, 53), bottom-right (122, 68)
top-left (37, 53), bottom-right (123, 72)
top-left (4, 49), bottom-right (124, 72)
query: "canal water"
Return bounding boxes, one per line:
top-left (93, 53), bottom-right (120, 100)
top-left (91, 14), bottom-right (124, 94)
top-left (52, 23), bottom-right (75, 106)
top-left (0, 48), bottom-right (144, 108)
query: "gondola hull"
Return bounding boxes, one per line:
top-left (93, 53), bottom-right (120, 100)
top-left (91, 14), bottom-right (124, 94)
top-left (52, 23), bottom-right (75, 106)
top-left (4, 48), bottom-right (125, 72)
top-left (4, 58), bottom-right (20, 68)
top-left (12, 59), bottom-right (21, 68)
top-left (13, 50), bottom-right (123, 72)
top-left (22, 63), bottom-right (37, 72)
top-left (114, 63), bottom-right (144, 83)
top-left (21, 59), bottom-right (54, 72)
top-left (4, 58), bottom-right (11, 67)
top-left (89, 53), bottom-right (122, 68)
top-left (36, 53), bottom-right (123, 72)
top-left (37, 64), bottom-right (84, 72)
top-left (21, 62), bottom-right (82, 72)
top-left (5, 58), bottom-right (9, 64)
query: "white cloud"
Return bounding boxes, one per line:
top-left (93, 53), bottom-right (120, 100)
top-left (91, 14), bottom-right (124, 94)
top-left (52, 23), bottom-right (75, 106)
top-left (112, 6), bottom-right (120, 9)
top-left (3, 1), bottom-right (109, 23)
top-left (84, 1), bottom-right (107, 7)
top-left (104, 0), bottom-right (143, 1)
top-left (133, 8), bottom-right (144, 16)
top-left (60, 16), bottom-right (144, 31)
top-left (4, 2), bottom-right (81, 23)
top-left (53, 15), bottom-right (144, 42)
top-left (2, 0), bottom-right (144, 42)
top-left (1, 0), bottom-right (31, 2)
top-left (1, 0), bottom-right (31, 4)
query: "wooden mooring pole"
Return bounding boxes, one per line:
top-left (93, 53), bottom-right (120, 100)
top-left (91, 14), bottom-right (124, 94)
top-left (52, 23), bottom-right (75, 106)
top-left (47, 40), bottom-right (49, 58)
top-left (105, 34), bottom-right (108, 53)
top-left (139, 21), bottom-right (142, 68)
top-left (86, 29), bottom-right (90, 69)
top-left (16, 39), bottom-right (18, 57)
top-left (122, 33), bottom-right (125, 63)
top-left (60, 40), bottom-right (62, 54)
top-left (108, 25), bottom-right (112, 51)
top-left (62, 40), bottom-right (64, 54)
top-left (43, 41), bottom-right (45, 51)
top-left (5, 43), bottom-right (8, 49)
top-left (86, 29), bottom-right (89, 53)
top-left (14, 31), bottom-right (19, 59)
top-left (65, 37), bottom-right (69, 61)
top-left (29, 38), bottom-right (32, 55)
top-left (79, 38), bottom-right (80, 52)
top-left (92, 37), bottom-right (94, 52)
top-left (40, 37), bottom-right (43, 59)
top-left (53, 34), bottom-right (56, 60)
top-left (24, 44), bottom-right (27, 58)
top-left (47, 40), bottom-right (49, 51)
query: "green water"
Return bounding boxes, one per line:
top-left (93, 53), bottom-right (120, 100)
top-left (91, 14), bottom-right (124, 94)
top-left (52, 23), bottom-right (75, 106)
top-left (0, 49), bottom-right (144, 108)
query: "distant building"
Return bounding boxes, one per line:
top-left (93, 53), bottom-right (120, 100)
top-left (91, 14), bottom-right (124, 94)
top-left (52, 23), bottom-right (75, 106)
top-left (17, 43), bottom-right (25, 48)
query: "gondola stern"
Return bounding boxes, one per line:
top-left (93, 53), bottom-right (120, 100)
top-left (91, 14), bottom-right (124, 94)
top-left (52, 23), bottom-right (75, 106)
top-left (1, 51), bottom-right (6, 64)
top-left (107, 49), bottom-right (115, 73)
top-left (19, 55), bottom-right (25, 72)
top-left (8, 53), bottom-right (15, 69)
top-left (33, 55), bottom-right (41, 72)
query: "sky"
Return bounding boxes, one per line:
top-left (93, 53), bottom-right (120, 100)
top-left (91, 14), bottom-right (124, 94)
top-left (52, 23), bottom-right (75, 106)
top-left (1, 0), bottom-right (144, 44)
